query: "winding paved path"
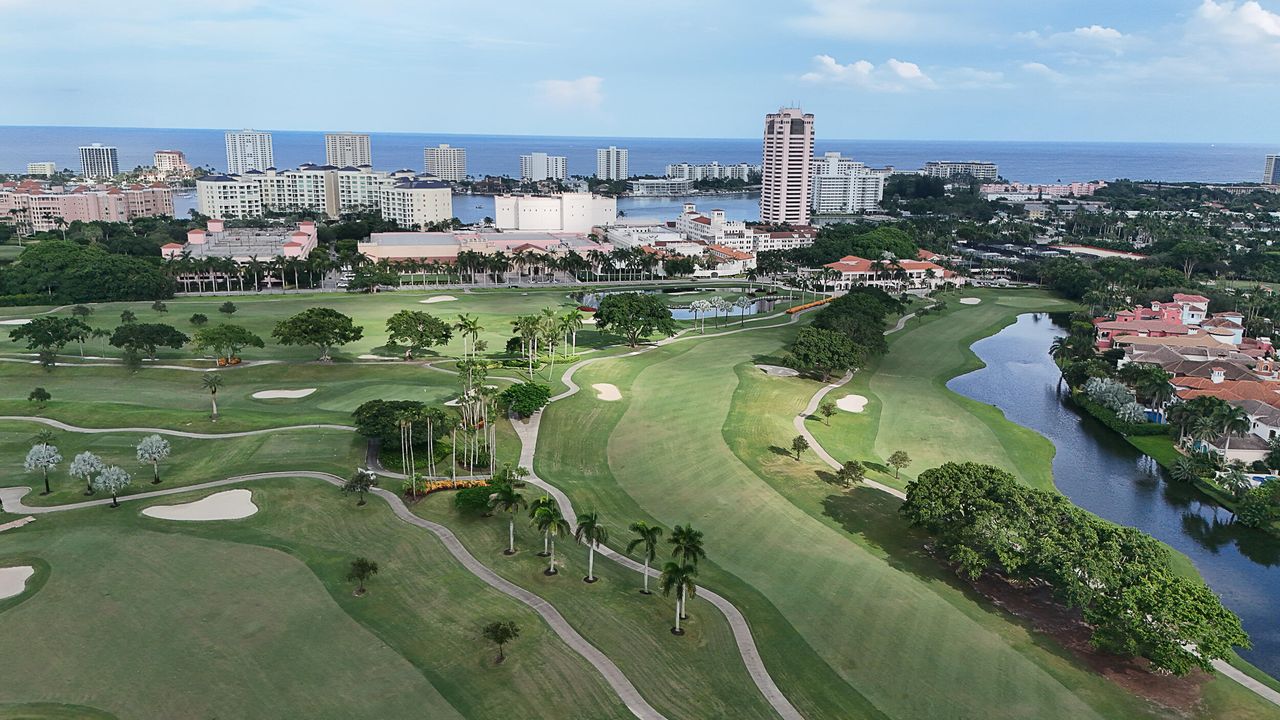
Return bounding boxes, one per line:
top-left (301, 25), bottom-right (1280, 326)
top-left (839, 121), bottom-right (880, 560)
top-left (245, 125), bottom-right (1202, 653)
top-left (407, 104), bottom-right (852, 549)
top-left (0, 416), bottom-right (355, 438)
top-left (0, 473), bottom-right (667, 720)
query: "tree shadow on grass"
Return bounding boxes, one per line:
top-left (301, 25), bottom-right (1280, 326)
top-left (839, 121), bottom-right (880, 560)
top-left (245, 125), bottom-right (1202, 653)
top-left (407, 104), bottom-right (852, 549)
top-left (768, 445), bottom-right (794, 458)
top-left (815, 470), bottom-right (841, 486)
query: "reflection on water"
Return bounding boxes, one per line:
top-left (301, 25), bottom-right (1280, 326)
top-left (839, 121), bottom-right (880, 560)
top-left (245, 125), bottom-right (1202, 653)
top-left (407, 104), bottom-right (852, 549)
top-left (577, 288), bottom-right (779, 320)
top-left (947, 312), bottom-right (1280, 676)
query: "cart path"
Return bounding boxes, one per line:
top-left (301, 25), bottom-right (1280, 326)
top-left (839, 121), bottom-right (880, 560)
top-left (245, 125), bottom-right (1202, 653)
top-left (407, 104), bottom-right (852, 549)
top-left (0, 415), bottom-right (355, 437)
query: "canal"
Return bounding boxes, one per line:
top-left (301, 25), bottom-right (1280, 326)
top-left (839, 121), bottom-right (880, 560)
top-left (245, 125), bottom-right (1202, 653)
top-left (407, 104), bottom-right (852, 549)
top-left (947, 312), bottom-right (1280, 677)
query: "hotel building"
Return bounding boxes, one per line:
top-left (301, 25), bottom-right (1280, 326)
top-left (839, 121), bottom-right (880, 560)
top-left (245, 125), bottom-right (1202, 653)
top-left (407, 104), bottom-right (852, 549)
top-left (596, 146), bottom-right (629, 180)
top-left (79, 144), bottom-right (119, 179)
top-left (324, 133), bottom-right (372, 167)
top-left (423, 144), bottom-right (467, 182)
top-left (760, 107), bottom-right (814, 225)
top-left (224, 129), bottom-right (274, 174)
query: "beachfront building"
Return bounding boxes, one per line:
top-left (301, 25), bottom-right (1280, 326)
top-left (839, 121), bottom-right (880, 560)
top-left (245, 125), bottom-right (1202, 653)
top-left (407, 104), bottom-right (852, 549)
top-left (224, 129), bottom-right (274, 174)
top-left (424, 144), bottom-right (467, 182)
top-left (0, 180), bottom-right (173, 232)
top-left (627, 178), bottom-right (693, 196)
top-left (980, 181), bottom-right (1106, 200)
top-left (811, 152), bottom-right (885, 215)
top-left (760, 107), bottom-right (814, 225)
top-left (196, 165), bottom-right (431, 220)
top-left (923, 161), bottom-right (999, 181)
top-left (520, 152), bottom-right (567, 181)
top-left (26, 162), bottom-right (57, 177)
top-left (673, 203), bottom-right (816, 254)
top-left (596, 146), bottom-right (629, 180)
top-left (153, 150), bottom-right (192, 178)
top-left (665, 162), bottom-right (760, 182)
top-left (324, 133), bottom-right (372, 167)
top-left (1267, 155), bottom-right (1280, 185)
top-left (811, 254), bottom-right (961, 291)
top-left (493, 193), bottom-right (615, 232)
top-left (79, 144), bottom-right (118, 179)
top-left (378, 177), bottom-right (454, 230)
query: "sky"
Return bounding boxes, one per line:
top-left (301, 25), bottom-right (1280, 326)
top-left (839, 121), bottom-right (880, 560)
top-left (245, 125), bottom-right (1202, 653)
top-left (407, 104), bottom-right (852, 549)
top-left (0, 0), bottom-right (1278, 143)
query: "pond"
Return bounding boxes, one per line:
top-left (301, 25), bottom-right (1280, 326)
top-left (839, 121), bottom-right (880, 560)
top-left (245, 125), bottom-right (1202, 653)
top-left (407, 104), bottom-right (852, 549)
top-left (576, 288), bottom-right (784, 320)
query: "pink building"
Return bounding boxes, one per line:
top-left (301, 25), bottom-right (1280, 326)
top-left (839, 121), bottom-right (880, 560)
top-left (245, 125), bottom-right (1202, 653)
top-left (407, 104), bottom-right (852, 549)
top-left (980, 181), bottom-right (1107, 198)
top-left (161, 218), bottom-right (318, 261)
top-left (0, 180), bottom-right (173, 233)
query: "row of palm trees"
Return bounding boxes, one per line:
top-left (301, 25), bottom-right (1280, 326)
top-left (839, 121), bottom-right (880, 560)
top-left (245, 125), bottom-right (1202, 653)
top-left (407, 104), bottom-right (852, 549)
top-left (509, 308), bottom-right (587, 377)
top-left (162, 252), bottom-right (339, 293)
top-left (487, 483), bottom-right (707, 634)
top-left (1167, 396), bottom-right (1252, 454)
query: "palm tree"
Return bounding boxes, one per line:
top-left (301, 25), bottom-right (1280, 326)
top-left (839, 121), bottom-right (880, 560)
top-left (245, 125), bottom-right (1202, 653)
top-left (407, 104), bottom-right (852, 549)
top-left (454, 314), bottom-right (483, 361)
top-left (563, 309), bottom-right (585, 357)
top-left (659, 561), bottom-right (697, 635)
top-left (1220, 467), bottom-right (1252, 501)
top-left (734, 296), bottom-right (753, 325)
top-left (1170, 456), bottom-right (1201, 483)
top-left (201, 373), bottom-right (224, 421)
top-left (668, 524), bottom-right (705, 619)
top-left (489, 484), bottom-right (527, 555)
top-left (533, 504), bottom-right (571, 575)
top-left (1215, 404), bottom-right (1251, 456)
top-left (529, 495), bottom-right (557, 556)
top-left (573, 511), bottom-right (609, 583)
top-left (625, 521), bottom-right (663, 594)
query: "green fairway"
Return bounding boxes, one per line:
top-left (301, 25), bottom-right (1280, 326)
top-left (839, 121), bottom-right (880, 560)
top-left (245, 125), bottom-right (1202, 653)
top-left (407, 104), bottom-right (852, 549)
top-left (0, 480), bottom-right (633, 719)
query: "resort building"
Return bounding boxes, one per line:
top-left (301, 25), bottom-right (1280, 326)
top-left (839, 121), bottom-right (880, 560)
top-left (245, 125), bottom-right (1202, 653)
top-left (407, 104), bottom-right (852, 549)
top-left (358, 229), bottom-right (608, 265)
top-left (665, 162), bottom-right (760, 182)
top-left (596, 146), bottom-right (629, 180)
top-left (810, 152), bottom-right (885, 215)
top-left (627, 178), bottom-right (693, 196)
top-left (79, 144), bottom-right (119, 179)
top-left (760, 107), bottom-right (814, 225)
top-left (160, 218), bottom-right (318, 261)
top-left (519, 152), bottom-right (567, 181)
top-left (26, 162), bottom-right (57, 177)
top-left (673, 203), bottom-right (816, 254)
top-left (224, 129), bottom-right (274, 174)
top-left (195, 165), bottom-right (432, 220)
top-left (980, 181), bottom-right (1106, 200)
top-left (811, 254), bottom-right (961, 291)
top-left (378, 177), bottom-right (454, 230)
top-left (324, 133), bottom-right (372, 167)
top-left (493, 193), bottom-right (616, 232)
top-left (923, 161), bottom-right (999, 180)
top-left (153, 150), bottom-right (191, 176)
top-left (0, 180), bottom-right (173, 232)
top-left (424, 144), bottom-right (467, 182)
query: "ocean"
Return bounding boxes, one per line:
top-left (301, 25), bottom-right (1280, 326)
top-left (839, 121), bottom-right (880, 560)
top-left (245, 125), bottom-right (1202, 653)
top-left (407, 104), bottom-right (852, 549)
top-left (4, 125), bottom-right (1277, 222)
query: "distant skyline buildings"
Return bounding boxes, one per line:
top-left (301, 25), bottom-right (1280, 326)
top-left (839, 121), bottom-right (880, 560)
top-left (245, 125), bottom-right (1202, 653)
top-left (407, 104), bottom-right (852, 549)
top-left (78, 143), bottom-right (118, 179)
top-left (1266, 155), bottom-right (1280, 185)
top-left (224, 129), bottom-right (274, 174)
top-left (424, 144), bottom-right (467, 182)
top-left (520, 152), bottom-right (567, 181)
top-left (760, 107), bottom-right (814, 225)
top-left (596, 146), bottom-right (628, 180)
top-left (324, 133), bottom-right (371, 167)
top-left (26, 162), bottom-right (56, 177)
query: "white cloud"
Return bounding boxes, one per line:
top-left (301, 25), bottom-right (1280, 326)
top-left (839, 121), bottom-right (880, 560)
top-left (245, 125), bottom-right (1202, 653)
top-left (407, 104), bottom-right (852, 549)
top-left (536, 76), bottom-right (604, 110)
top-left (1194, 0), bottom-right (1280, 43)
top-left (801, 55), bottom-right (937, 92)
top-left (1019, 24), bottom-right (1131, 55)
top-left (1021, 62), bottom-right (1067, 82)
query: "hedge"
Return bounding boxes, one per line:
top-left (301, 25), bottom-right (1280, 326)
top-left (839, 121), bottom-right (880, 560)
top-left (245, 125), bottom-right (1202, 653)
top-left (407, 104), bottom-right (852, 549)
top-left (1071, 391), bottom-right (1173, 437)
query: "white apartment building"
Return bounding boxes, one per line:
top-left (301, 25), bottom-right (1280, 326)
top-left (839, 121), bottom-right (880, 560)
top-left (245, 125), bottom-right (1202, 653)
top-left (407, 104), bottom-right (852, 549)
top-left (225, 129), bottom-right (274, 174)
top-left (596, 146), bottom-right (629, 180)
top-left (665, 162), bottom-right (759, 182)
top-left (196, 165), bottom-right (425, 219)
top-left (379, 178), bottom-right (454, 230)
top-left (811, 152), bottom-right (885, 214)
top-left (494, 193), bottom-right (616, 232)
top-left (424, 144), bottom-right (467, 182)
top-left (1266, 155), bottom-right (1280, 185)
top-left (627, 178), bottom-right (693, 196)
top-left (520, 152), bottom-right (567, 181)
top-left (324, 133), bottom-right (372, 167)
top-left (26, 162), bottom-right (56, 177)
top-left (79, 144), bottom-right (119, 179)
top-left (675, 203), bottom-right (816, 254)
top-left (153, 150), bottom-right (191, 175)
top-left (196, 175), bottom-right (265, 219)
top-left (923, 161), bottom-right (999, 180)
top-left (760, 108), bottom-right (814, 225)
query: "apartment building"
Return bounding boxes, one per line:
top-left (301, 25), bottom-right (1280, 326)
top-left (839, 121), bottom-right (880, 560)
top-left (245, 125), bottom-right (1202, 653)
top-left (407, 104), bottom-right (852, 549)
top-left (378, 178), bottom-right (454, 230)
top-left (424, 144), bottom-right (467, 182)
top-left (923, 161), bottom-right (999, 180)
top-left (627, 178), bottom-right (693, 196)
top-left (195, 164), bottom-right (424, 219)
top-left (519, 152), bottom-right (567, 181)
top-left (153, 150), bottom-right (192, 177)
top-left (26, 162), bottom-right (57, 177)
top-left (1266, 155), bottom-right (1280, 185)
top-left (810, 152), bottom-right (885, 214)
top-left (324, 133), bottom-right (372, 167)
top-left (760, 107), bottom-right (814, 225)
top-left (79, 144), bottom-right (119, 179)
top-left (0, 180), bottom-right (173, 232)
top-left (665, 162), bottom-right (760, 182)
top-left (224, 129), bottom-right (274, 174)
top-left (596, 146), bottom-right (629, 180)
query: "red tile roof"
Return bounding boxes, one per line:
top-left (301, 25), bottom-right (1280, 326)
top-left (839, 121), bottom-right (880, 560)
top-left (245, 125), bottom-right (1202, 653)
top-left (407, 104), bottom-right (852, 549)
top-left (1173, 293), bottom-right (1210, 303)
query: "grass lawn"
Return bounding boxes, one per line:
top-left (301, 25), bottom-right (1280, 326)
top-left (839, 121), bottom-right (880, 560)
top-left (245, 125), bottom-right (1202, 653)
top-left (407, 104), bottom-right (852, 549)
top-left (0, 479), bottom-right (633, 719)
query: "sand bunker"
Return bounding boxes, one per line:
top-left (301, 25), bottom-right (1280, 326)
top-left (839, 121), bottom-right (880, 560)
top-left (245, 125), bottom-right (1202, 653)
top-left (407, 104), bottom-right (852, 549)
top-left (756, 364), bottom-right (799, 377)
top-left (593, 383), bottom-right (622, 401)
top-left (357, 354), bottom-right (394, 360)
top-left (444, 398), bottom-right (462, 406)
top-left (0, 319), bottom-right (32, 325)
top-left (252, 388), bottom-right (316, 399)
top-left (959, 297), bottom-right (982, 305)
top-left (582, 317), bottom-right (597, 324)
top-left (420, 295), bottom-right (457, 304)
top-left (0, 566), bottom-right (35, 600)
top-left (836, 394), bottom-right (868, 412)
top-left (142, 489), bottom-right (258, 521)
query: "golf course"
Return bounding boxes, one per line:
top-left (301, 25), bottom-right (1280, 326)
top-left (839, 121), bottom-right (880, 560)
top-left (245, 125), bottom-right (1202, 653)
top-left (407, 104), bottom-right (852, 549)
top-left (1, 284), bottom-right (1277, 719)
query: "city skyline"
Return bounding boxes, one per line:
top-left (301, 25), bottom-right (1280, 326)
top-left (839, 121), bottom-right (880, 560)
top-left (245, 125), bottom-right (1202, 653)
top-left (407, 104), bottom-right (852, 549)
top-left (2, 1), bottom-right (1279, 144)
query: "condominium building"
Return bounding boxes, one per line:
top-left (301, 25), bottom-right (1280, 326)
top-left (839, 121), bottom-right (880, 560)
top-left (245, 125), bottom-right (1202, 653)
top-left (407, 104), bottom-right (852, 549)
top-left (1266, 155), bottom-right (1280, 185)
top-left (596, 146), bottom-right (629, 180)
top-left (423, 144), bottom-right (467, 182)
top-left (673, 203), bottom-right (817, 255)
top-left (196, 164), bottom-right (422, 219)
top-left (811, 152), bottom-right (885, 214)
top-left (519, 152), bottom-right (567, 181)
top-left (153, 150), bottom-right (192, 176)
top-left (0, 180), bottom-right (173, 232)
top-left (665, 162), bottom-right (760, 182)
top-left (760, 107), bottom-right (814, 225)
top-left (79, 144), bottom-right (119, 179)
top-left (923, 161), bottom-right (999, 181)
top-left (324, 133), bottom-right (372, 167)
top-left (493, 193), bottom-right (616, 232)
top-left (26, 162), bottom-right (57, 177)
top-left (224, 129), bottom-right (274, 174)
top-left (378, 178), bottom-right (455, 230)
top-left (627, 178), bottom-right (693, 196)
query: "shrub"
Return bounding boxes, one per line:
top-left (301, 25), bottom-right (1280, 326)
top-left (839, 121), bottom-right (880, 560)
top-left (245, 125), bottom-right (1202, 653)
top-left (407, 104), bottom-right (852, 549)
top-left (455, 485), bottom-right (495, 515)
top-left (1072, 391), bottom-right (1171, 437)
top-left (499, 382), bottom-right (552, 418)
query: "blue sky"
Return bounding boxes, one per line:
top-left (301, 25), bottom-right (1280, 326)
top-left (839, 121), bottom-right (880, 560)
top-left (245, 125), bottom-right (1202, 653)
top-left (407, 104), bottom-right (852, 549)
top-left (1, 0), bottom-right (1278, 143)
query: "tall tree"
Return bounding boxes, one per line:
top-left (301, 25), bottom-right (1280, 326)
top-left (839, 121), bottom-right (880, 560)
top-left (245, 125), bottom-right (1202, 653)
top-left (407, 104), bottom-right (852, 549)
top-left (200, 373), bottom-right (224, 421)
top-left (135, 434), bottom-right (171, 484)
top-left (660, 561), bottom-right (697, 635)
top-left (786, 327), bottom-right (864, 382)
top-left (529, 495), bottom-right (557, 556)
top-left (888, 450), bottom-right (912, 479)
top-left (385, 310), bottom-right (453, 360)
top-left (273, 308), bottom-right (364, 361)
top-left (574, 511), bottom-right (609, 583)
top-left (192, 324), bottom-right (264, 362)
top-left (594, 292), bottom-right (677, 347)
top-left (625, 521), bottom-right (663, 594)
top-left (489, 484), bottom-right (528, 555)
top-left (532, 504), bottom-right (571, 576)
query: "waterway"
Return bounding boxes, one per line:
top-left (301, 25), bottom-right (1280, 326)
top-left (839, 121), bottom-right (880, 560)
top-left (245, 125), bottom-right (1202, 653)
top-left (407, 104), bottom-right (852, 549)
top-left (947, 312), bottom-right (1280, 677)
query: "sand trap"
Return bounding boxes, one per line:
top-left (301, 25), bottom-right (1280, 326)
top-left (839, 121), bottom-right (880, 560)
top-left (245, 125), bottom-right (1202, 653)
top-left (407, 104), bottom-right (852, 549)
top-left (959, 297), bottom-right (982, 305)
top-left (420, 295), bottom-right (457, 304)
top-left (582, 317), bottom-right (597, 324)
top-left (142, 489), bottom-right (258, 521)
top-left (252, 388), bottom-right (316, 399)
top-left (593, 383), bottom-right (622, 401)
top-left (0, 566), bottom-right (35, 600)
top-left (836, 394), bottom-right (868, 412)
top-left (0, 319), bottom-right (32, 325)
top-left (756, 364), bottom-right (799, 377)
top-left (444, 398), bottom-right (462, 406)
top-left (357, 354), bottom-right (394, 360)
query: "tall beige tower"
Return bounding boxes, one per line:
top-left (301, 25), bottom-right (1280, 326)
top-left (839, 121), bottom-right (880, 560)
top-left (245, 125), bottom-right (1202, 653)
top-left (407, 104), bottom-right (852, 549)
top-left (760, 107), bottom-right (814, 225)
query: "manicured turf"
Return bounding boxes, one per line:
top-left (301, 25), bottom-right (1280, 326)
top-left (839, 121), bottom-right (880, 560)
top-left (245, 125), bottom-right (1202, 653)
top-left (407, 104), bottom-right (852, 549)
top-left (0, 479), bottom-right (633, 719)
